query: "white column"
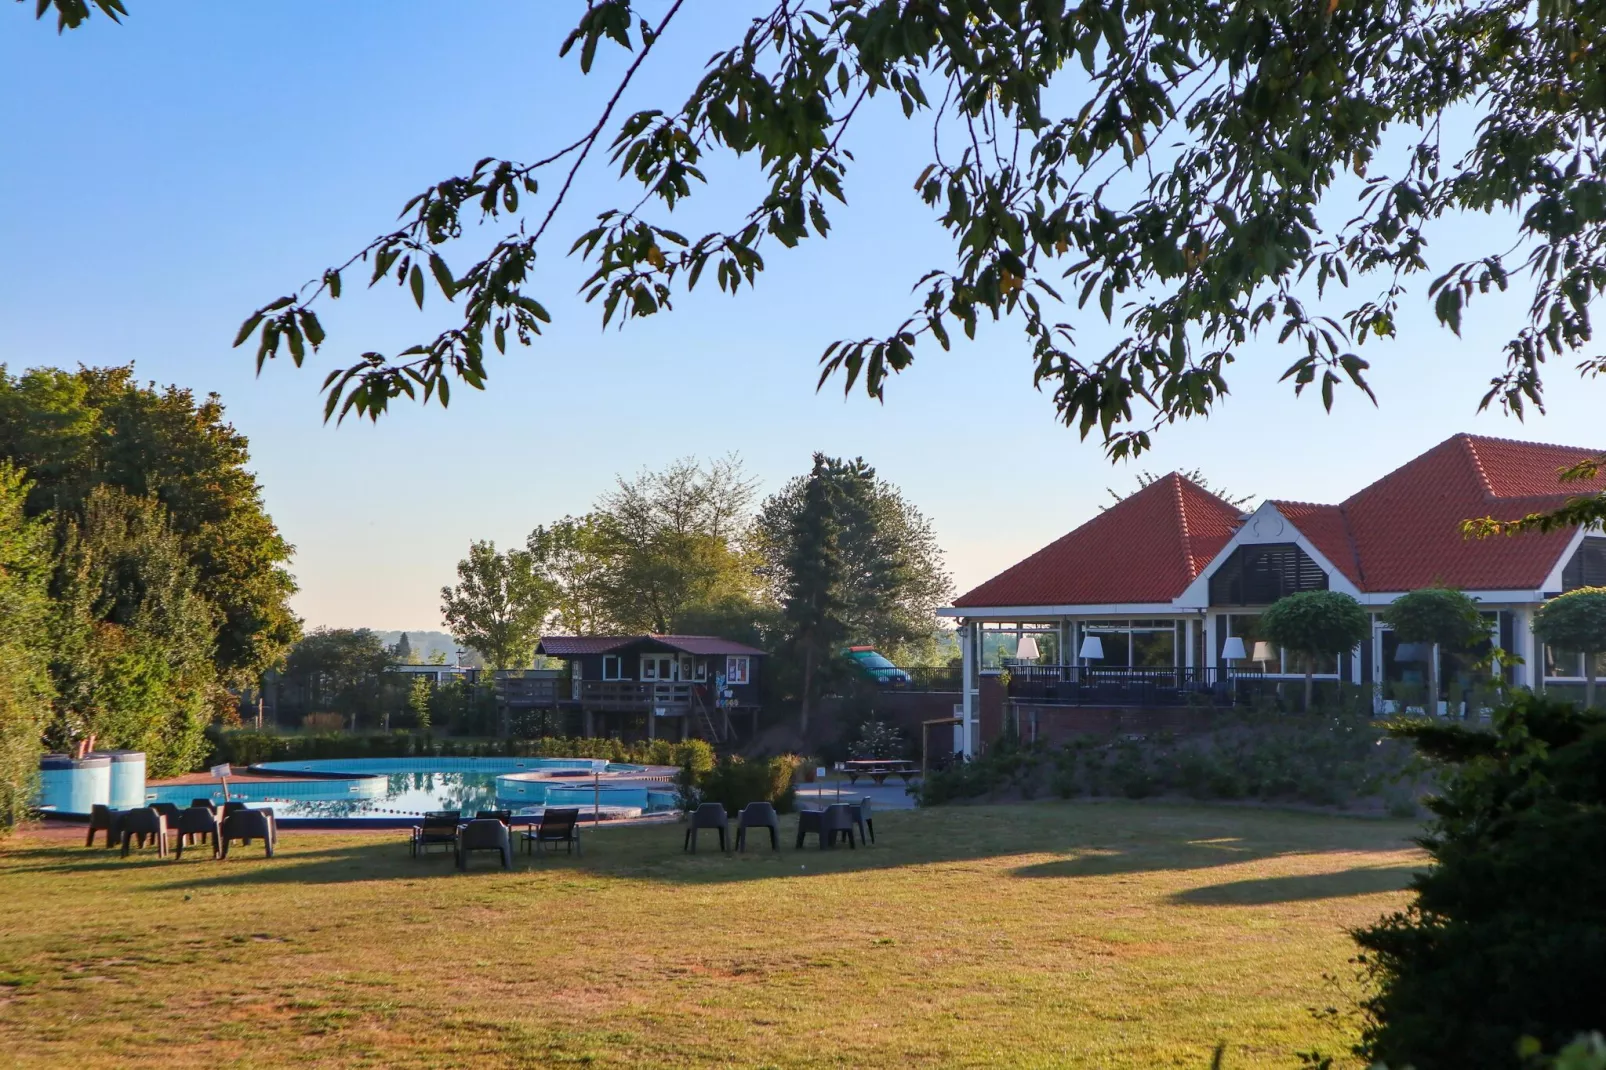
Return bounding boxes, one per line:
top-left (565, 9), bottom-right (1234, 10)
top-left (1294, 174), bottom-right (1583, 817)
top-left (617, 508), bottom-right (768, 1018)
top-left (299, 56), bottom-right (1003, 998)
top-left (959, 621), bottom-right (976, 757)
top-left (1512, 608), bottom-right (1533, 690)
top-left (1203, 614), bottom-right (1217, 676)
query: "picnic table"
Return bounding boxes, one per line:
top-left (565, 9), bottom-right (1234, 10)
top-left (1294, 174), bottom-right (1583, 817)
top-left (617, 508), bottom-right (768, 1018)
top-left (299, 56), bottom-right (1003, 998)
top-left (841, 759), bottom-right (918, 786)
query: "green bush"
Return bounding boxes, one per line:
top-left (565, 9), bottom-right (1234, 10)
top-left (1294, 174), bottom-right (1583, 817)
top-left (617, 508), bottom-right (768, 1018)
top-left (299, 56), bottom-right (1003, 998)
top-left (696, 754), bottom-right (799, 815)
top-left (1353, 694), bottom-right (1606, 1069)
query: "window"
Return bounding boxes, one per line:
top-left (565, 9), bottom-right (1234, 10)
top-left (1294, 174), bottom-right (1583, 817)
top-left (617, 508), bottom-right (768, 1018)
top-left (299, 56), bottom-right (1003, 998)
top-left (641, 655), bottom-right (675, 681)
top-left (1209, 544), bottom-right (1328, 606)
top-left (1563, 537), bottom-right (1606, 590)
top-left (725, 656), bottom-right (751, 685)
top-left (1218, 612), bottom-right (1340, 676)
top-left (601, 655), bottom-right (622, 681)
top-left (1076, 620), bottom-right (1182, 669)
top-left (693, 660), bottom-right (707, 682)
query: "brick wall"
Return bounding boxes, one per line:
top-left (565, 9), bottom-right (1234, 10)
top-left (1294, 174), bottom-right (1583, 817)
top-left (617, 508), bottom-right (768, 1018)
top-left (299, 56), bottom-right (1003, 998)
top-left (1004, 703), bottom-right (1218, 745)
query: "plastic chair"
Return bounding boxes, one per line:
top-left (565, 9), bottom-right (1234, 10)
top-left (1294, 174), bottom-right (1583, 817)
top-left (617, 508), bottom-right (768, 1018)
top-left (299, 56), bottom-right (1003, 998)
top-left (822, 803), bottom-right (857, 849)
top-left (172, 806), bottom-right (219, 860)
top-left (151, 801), bottom-right (184, 825)
top-left (457, 819), bottom-right (512, 870)
top-left (411, 810), bottom-right (461, 857)
top-left (683, 802), bottom-right (729, 853)
top-left (735, 801), bottom-right (780, 852)
top-left (219, 808), bottom-right (275, 859)
top-left (86, 803), bottom-right (121, 848)
top-left (521, 807), bottom-right (582, 856)
top-left (855, 797), bottom-right (874, 844)
top-left (118, 808), bottom-right (169, 858)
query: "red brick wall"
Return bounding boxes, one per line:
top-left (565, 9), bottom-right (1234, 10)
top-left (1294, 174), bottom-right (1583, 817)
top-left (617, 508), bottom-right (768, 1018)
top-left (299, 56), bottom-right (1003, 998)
top-left (979, 675), bottom-right (1006, 747)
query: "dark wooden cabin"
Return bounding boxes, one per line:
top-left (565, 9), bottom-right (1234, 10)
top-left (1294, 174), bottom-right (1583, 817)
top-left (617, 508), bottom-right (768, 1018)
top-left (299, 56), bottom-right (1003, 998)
top-left (535, 635), bottom-right (767, 742)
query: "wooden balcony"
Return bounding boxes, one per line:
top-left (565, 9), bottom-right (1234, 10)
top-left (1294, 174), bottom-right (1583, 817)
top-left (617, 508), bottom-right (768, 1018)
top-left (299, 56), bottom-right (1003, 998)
top-left (572, 680), bottom-right (698, 713)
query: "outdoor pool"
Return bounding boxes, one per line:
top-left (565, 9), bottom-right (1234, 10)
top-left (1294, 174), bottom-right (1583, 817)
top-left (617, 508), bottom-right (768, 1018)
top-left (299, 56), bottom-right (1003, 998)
top-left (143, 757), bottom-right (679, 823)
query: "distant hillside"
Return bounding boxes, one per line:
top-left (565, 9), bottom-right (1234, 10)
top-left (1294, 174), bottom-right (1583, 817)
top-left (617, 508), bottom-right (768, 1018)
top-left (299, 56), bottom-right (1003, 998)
top-left (370, 630), bottom-right (483, 667)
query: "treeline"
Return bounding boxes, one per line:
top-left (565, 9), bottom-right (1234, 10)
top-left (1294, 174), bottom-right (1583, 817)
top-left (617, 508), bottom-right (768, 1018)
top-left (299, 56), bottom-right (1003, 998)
top-left (439, 453), bottom-right (954, 716)
top-left (0, 366), bottom-right (300, 824)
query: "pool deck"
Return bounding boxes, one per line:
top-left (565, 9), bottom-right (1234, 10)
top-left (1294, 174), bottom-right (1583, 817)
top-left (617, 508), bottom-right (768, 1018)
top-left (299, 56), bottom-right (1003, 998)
top-left (795, 781), bottom-right (918, 811)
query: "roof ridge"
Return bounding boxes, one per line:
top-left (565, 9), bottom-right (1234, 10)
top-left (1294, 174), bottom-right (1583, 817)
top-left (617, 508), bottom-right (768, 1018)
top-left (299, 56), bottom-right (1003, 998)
top-left (1170, 473), bottom-right (1197, 577)
top-left (1459, 434), bottom-right (1497, 498)
top-left (1338, 501), bottom-right (1367, 588)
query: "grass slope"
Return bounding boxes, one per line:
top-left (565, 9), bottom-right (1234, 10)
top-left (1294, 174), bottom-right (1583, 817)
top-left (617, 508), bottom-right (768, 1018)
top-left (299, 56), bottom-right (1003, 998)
top-left (0, 803), bottom-right (1421, 1068)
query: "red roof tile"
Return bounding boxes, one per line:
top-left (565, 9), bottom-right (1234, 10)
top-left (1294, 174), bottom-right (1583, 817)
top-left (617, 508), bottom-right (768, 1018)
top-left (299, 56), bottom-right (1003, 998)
top-left (952, 474), bottom-right (1245, 608)
top-left (1324, 434), bottom-right (1605, 592)
top-left (1271, 501), bottom-right (1364, 585)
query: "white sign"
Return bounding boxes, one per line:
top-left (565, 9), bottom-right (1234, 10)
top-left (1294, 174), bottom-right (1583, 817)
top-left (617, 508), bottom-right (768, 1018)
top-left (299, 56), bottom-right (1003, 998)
top-left (210, 763), bottom-right (231, 778)
top-left (815, 766), bottom-right (827, 780)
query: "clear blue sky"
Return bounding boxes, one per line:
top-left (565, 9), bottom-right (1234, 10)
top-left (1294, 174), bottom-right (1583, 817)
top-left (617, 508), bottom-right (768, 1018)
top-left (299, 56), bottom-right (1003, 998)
top-left (3, 3), bottom-right (1602, 631)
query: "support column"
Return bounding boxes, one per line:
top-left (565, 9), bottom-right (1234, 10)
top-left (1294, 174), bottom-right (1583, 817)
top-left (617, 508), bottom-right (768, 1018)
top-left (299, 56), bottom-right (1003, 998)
top-left (647, 708), bottom-right (655, 740)
top-left (1184, 617), bottom-right (1196, 671)
top-left (584, 709), bottom-right (594, 738)
top-left (959, 621), bottom-right (976, 758)
top-left (1513, 608), bottom-right (1535, 690)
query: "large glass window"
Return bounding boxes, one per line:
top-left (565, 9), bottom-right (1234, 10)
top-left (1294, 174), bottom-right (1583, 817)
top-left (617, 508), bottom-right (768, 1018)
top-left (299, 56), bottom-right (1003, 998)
top-left (601, 655), bottom-right (623, 681)
top-left (1077, 620), bottom-right (1181, 668)
top-left (1218, 612), bottom-right (1340, 675)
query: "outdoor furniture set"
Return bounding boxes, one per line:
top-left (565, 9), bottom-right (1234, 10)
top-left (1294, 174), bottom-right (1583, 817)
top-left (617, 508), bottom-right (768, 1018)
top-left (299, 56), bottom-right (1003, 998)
top-left (409, 808), bottom-right (583, 870)
top-left (85, 800), bottom-right (277, 860)
top-left (841, 760), bottom-right (918, 786)
top-left (683, 798), bottom-right (875, 854)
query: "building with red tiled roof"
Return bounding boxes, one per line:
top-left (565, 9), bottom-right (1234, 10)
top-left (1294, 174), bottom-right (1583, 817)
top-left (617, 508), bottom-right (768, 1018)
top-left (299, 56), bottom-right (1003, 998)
top-left (942, 434), bottom-right (1606, 754)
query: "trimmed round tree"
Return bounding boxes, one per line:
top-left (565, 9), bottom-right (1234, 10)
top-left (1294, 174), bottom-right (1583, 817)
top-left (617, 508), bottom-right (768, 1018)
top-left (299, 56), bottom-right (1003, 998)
top-left (1532, 586), bottom-right (1606, 710)
top-left (1259, 590), bottom-right (1371, 711)
top-left (1380, 587), bottom-right (1486, 716)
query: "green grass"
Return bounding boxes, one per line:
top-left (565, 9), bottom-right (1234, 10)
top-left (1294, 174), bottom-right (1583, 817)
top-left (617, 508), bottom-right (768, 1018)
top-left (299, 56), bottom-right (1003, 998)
top-left (0, 802), bottom-right (1422, 1068)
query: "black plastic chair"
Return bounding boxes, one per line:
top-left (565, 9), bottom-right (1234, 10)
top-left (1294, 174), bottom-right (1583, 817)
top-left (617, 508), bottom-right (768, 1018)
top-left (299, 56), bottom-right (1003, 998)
top-left (411, 810), bottom-right (461, 857)
top-left (86, 803), bottom-right (121, 848)
top-left (119, 808), bottom-right (169, 858)
top-left (735, 801), bottom-right (780, 852)
top-left (151, 801), bottom-right (184, 825)
top-left (474, 809), bottom-right (512, 824)
top-left (219, 808), bottom-right (275, 859)
top-left (172, 806), bottom-right (219, 860)
top-left (457, 819), bottom-right (512, 870)
top-left (189, 797), bottom-right (216, 809)
top-left (684, 802), bottom-right (729, 853)
top-left (807, 803), bottom-right (855, 849)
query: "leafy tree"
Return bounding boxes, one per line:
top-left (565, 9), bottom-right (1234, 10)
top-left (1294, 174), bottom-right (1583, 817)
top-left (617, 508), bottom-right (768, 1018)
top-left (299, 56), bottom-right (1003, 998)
top-left (1355, 694), bottom-right (1606, 1068)
top-left (440, 540), bottom-right (551, 734)
top-left (781, 455), bottom-right (848, 734)
top-left (407, 675), bottom-right (433, 733)
top-left (48, 487), bottom-right (220, 777)
top-left (1381, 587), bottom-right (1488, 715)
top-left (1259, 590), bottom-right (1370, 711)
top-left (756, 455), bottom-right (951, 660)
top-left (0, 365), bottom-right (299, 685)
top-left (0, 464), bottom-right (54, 831)
top-left (526, 515), bottom-right (617, 635)
top-left (281, 628), bottom-right (390, 731)
top-left (390, 632), bottom-right (415, 664)
top-left (1534, 588), bottom-right (1606, 709)
top-left (1105, 469), bottom-right (1255, 511)
top-left (592, 455), bottom-right (760, 634)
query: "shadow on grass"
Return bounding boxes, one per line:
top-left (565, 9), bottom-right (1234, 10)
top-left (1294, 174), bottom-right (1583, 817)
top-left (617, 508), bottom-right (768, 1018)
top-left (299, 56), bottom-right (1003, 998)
top-left (11, 802), bottom-right (1422, 893)
top-left (1166, 864), bottom-right (1422, 906)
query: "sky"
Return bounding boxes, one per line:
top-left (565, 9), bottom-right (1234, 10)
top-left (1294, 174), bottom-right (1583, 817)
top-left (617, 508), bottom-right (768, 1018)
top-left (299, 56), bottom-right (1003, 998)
top-left (4, 2), bottom-right (1603, 632)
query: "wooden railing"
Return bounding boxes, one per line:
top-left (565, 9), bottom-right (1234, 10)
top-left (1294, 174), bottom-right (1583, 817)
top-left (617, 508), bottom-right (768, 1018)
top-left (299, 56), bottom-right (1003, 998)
top-left (575, 680), bottom-right (698, 712)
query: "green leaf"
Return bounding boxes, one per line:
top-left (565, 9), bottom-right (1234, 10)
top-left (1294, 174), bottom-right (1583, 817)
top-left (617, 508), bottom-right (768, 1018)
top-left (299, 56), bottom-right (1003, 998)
top-left (410, 263), bottom-right (426, 309)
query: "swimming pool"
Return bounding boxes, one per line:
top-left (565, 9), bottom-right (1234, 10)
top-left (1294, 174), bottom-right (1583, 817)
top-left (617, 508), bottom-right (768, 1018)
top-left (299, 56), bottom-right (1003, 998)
top-left (143, 757), bottom-right (679, 823)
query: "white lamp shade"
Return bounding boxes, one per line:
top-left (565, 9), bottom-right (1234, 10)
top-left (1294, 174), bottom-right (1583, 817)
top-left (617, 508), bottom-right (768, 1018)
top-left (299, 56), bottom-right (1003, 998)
top-left (1015, 635), bottom-right (1041, 661)
top-left (1078, 635), bottom-right (1104, 660)
top-left (1251, 641), bottom-right (1276, 663)
top-left (1220, 636), bottom-right (1247, 660)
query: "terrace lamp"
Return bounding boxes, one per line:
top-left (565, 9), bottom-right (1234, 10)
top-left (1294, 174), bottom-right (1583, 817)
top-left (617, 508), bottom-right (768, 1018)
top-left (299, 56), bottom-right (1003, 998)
top-left (1078, 635), bottom-right (1104, 672)
top-left (1251, 641), bottom-right (1276, 671)
top-left (1015, 634), bottom-right (1041, 663)
top-left (1221, 636), bottom-right (1246, 679)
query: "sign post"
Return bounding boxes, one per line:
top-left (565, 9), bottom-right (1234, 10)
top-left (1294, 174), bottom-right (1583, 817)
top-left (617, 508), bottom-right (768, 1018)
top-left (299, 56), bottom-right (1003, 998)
top-left (593, 769), bottom-right (601, 827)
top-left (210, 763), bottom-right (232, 803)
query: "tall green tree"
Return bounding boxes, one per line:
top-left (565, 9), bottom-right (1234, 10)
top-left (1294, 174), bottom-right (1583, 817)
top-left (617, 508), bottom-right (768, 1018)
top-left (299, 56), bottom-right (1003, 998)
top-left (0, 365), bottom-right (299, 686)
top-left (526, 515), bottom-right (617, 635)
top-left (281, 628), bottom-right (391, 731)
top-left (781, 455), bottom-right (848, 734)
top-left (49, 487), bottom-right (219, 777)
top-left (1381, 588), bottom-right (1489, 715)
top-left (592, 456), bottom-right (761, 634)
top-left (441, 540), bottom-right (551, 683)
top-left (757, 455), bottom-right (951, 661)
top-left (1259, 590), bottom-right (1371, 711)
top-left (1533, 588), bottom-right (1606, 710)
top-left (0, 464), bottom-right (54, 831)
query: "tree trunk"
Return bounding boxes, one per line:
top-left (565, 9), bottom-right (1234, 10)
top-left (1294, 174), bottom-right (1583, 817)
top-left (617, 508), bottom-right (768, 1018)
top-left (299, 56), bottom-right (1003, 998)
top-left (799, 646), bottom-right (815, 736)
top-left (1304, 671), bottom-right (1314, 714)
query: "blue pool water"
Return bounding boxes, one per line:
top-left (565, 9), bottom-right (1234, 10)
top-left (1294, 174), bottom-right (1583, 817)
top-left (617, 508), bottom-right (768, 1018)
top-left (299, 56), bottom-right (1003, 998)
top-left (144, 757), bottom-right (676, 821)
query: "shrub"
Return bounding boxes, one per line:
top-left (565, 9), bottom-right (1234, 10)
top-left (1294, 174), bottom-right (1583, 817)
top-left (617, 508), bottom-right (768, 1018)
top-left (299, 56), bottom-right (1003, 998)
top-left (1353, 693), bottom-right (1606, 1069)
top-left (301, 712), bottom-right (345, 734)
top-left (697, 754), bottom-right (798, 815)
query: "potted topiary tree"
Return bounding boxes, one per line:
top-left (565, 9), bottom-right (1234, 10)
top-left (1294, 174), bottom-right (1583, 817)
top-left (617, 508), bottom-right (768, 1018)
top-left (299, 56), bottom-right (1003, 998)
top-left (1259, 590), bottom-right (1371, 712)
top-left (1380, 587), bottom-right (1487, 717)
top-left (1532, 586), bottom-right (1606, 709)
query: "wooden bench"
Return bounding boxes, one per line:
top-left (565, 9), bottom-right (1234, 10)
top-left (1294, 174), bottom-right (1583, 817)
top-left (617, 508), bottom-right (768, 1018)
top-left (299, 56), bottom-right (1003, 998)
top-left (843, 761), bottom-right (917, 786)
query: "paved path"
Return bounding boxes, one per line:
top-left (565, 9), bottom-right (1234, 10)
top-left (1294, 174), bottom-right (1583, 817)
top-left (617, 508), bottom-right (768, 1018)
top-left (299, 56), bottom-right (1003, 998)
top-left (795, 781), bottom-right (919, 811)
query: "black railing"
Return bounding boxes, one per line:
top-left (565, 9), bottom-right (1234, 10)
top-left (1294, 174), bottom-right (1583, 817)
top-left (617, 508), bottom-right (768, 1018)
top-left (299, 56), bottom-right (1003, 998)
top-left (1006, 665), bottom-right (1276, 708)
top-left (897, 666), bottom-right (964, 692)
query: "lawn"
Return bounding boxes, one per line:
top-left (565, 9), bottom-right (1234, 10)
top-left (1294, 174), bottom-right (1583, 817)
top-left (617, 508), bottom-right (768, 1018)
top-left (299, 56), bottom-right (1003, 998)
top-left (0, 802), bottom-right (1423, 1069)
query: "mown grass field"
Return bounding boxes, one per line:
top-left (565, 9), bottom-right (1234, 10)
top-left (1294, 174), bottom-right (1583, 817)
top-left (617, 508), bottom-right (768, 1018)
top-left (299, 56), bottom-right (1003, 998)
top-left (0, 802), bottom-right (1423, 1069)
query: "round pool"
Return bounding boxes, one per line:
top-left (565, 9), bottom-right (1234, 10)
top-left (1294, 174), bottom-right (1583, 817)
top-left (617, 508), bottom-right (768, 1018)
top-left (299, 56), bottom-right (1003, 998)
top-left (142, 757), bottom-right (676, 824)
